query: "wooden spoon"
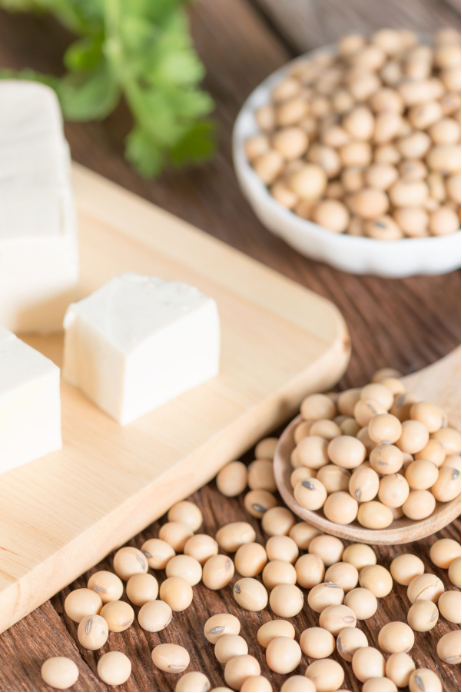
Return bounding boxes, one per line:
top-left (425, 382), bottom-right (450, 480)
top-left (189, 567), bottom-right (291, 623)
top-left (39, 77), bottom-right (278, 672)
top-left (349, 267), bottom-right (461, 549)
top-left (274, 348), bottom-right (461, 545)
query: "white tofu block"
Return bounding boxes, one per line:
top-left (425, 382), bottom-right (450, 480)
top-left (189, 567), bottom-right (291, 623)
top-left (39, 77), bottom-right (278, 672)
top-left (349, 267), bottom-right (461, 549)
top-left (0, 326), bottom-right (62, 474)
top-left (0, 81), bottom-right (79, 334)
top-left (0, 81), bottom-right (63, 143)
top-left (63, 273), bottom-right (220, 425)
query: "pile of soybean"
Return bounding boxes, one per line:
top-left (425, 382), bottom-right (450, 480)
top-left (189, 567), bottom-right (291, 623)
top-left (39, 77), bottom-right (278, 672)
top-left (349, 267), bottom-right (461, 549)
top-left (245, 28), bottom-right (461, 239)
top-left (40, 367), bottom-right (460, 692)
top-left (289, 366), bottom-right (461, 527)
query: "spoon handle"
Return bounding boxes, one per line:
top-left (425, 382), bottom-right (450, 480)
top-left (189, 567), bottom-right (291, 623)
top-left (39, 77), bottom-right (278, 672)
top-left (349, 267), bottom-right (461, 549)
top-left (402, 347), bottom-right (460, 429)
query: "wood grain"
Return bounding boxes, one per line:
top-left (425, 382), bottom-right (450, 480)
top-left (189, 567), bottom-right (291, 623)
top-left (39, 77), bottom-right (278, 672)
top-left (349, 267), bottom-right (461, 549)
top-left (0, 0), bottom-right (460, 690)
top-left (253, 0), bottom-right (460, 52)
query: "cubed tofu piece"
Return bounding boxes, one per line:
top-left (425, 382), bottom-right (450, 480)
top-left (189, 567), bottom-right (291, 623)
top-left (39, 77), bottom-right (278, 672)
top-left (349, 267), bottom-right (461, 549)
top-left (0, 81), bottom-right (78, 334)
top-left (0, 326), bottom-right (62, 474)
top-left (63, 273), bottom-right (220, 425)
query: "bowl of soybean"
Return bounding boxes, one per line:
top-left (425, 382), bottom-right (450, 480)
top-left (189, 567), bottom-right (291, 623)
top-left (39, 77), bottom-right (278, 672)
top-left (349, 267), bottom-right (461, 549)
top-left (233, 30), bottom-right (461, 277)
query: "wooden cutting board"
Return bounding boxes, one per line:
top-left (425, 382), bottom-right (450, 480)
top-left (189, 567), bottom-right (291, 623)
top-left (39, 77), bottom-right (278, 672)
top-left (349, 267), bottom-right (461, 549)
top-left (0, 164), bottom-right (350, 634)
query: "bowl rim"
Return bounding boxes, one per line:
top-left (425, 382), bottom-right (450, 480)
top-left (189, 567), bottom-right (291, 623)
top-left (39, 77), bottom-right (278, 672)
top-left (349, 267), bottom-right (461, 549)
top-left (232, 45), bottom-right (462, 253)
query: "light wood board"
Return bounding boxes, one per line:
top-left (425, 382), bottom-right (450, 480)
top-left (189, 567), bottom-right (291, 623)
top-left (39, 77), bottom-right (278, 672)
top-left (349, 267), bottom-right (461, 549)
top-left (0, 164), bottom-right (350, 634)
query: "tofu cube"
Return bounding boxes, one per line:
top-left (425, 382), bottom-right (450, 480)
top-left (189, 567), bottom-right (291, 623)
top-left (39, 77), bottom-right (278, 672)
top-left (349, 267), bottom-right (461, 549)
top-left (63, 273), bottom-right (220, 425)
top-left (0, 326), bottom-right (62, 474)
top-left (0, 81), bottom-right (79, 334)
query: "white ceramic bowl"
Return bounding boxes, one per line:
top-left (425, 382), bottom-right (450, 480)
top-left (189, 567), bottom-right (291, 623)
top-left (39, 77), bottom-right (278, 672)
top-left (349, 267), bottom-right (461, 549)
top-left (233, 50), bottom-right (461, 277)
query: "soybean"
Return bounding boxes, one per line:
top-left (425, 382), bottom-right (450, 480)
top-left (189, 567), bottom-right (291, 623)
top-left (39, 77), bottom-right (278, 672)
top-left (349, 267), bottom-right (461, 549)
top-left (87, 571), bottom-right (124, 604)
top-left (159, 576), bottom-right (193, 611)
top-left (390, 554), bottom-right (425, 586)
top-left (300, 627), bottom-right (335, 659)
top-left (345, 587), bottom-right (377, 620)
top-left (233, 577), bottom-right (269, 611)
top-left (407, 573), bottom-right (444, 604)
top-left (77, 614), bottom-right (109, 650)
top-left (308, 581), bottom-right (344, 612)
top-left (257, 620), bottom-right (295, 648)
top-left (352, 647), bottom-right (386, 683)
top-left (204, 613), bottom-right (240, 644)
top-left (409, 669), bottom-right (442, 692)
top-left (216, 522), bottom-right (256, 552)
top-left (168, 501), bottom-right (202, 531)
top-left (430, 538), bottom-right (461, 568)
top-left (438, 590), bottom-right (461, 623)
top-left (266, 637), bottom-right (302, 674)
top-left (262, 507), bottom-right (295, 536)
top-left (113, 547), bottom-right (148, 581)
top-left (325, 562), bottom-right (358, 592)
top-left (269, 583), bottom-right (304, 618)
top-left (378, 622), bottom-right (415, 654)
top-left (235, 543), bottom-right (267, 577)
top-left (64, 589), bottom-right (102, 624)
top-left (319, 605), bottom-right (357, 635)
top-left (97, 652), bottom-right (132, 686)
top-left (343, 544), bottom-right (377, 571)
top-left (305, 659), bottom-right (345, 692)
top-left (359, 565), bottom-right (393, 597)
top-left (224, 655), bottom-right (261, 691)
top-left (166, 555), bottom-right (202, 586)
top-left (202, 555), bottom-right (235, 590)
top-left (295, 553), bottom-right (325, 588)
top-left (138, 600), bottom-right (172, 632)
top-left (245, 490), bottom-right (277, 518)
top-left (176, 672), bottom-right (211, 692)
top-left (152, 644), bottom-right (190, 673)
top-left (41, 658), bottom-right (79, 690)
top-left (126, 573), bottom-right (159, 606)
top-left (337, 627), bottom-right (368, 662)
top-left (141, 539), bottom-right (175, 570)
top-left (159, 522), bottom-right (193, 552)
top-left (437, 630), bottom-right (461, 664)
top-left (309, 535), bottom-right (344, 566)
top-left (184, 534), bottom-right (219, 565)
top-left (100, 600), bottom-right (134, 632)
top-left (241, 676), bottom-right (272, 692)
top-left (386, 653), bottom-right (416, 688)
top-left (407, 600), bottom-right (439, 632)
top-left (216, 462), bottom-right (248, 497)
top-left (215, 635), bottom-right (248, 664)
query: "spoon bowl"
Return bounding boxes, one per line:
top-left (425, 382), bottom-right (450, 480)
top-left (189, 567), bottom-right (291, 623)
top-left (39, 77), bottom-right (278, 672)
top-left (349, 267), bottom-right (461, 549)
top-left (274, 348), bottom-right (461, 545)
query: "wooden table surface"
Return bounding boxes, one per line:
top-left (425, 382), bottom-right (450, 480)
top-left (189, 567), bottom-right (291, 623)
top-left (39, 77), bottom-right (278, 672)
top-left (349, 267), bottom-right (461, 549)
top-left (0, 1), bottom-right (460, 691)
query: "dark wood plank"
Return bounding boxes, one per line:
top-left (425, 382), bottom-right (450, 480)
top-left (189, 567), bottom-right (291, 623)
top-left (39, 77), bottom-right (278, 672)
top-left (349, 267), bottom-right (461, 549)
top-left (0, 0), bottom-right (460, 691)
top-left (253, 0), bottom-right (460, 52)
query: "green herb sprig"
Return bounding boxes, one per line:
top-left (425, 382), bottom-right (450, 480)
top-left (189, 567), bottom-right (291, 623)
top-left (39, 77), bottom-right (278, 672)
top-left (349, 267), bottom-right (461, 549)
top-left (0, 0), bottom-right (216, 177)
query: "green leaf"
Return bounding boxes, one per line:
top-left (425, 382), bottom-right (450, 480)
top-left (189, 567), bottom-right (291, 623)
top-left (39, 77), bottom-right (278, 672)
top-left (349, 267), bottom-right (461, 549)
top-left (0, 1), bottom-right (42, 10)
top-left (64, 35), bottom-right (104, 71)
top-left (58, 61), bottom-right (120, 121)
top-left (125, 126), bottom-right (165, 178)
top-left (119, 15), bottom-right (157, 55)
top-left (170, 119), bottom-right (215, 166)
top-left (119, 0), bottom-right (190, 25)
top-left (0, 0), bottom-right (105, 34)
top-left (165, 87), bottom-right (214, 119)
top-left (0, 0), bottom-right (217, 178)
top-left (127, 88), bottom-right (182, 146)
top-left (146, 49), bottom-right (205, 87)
